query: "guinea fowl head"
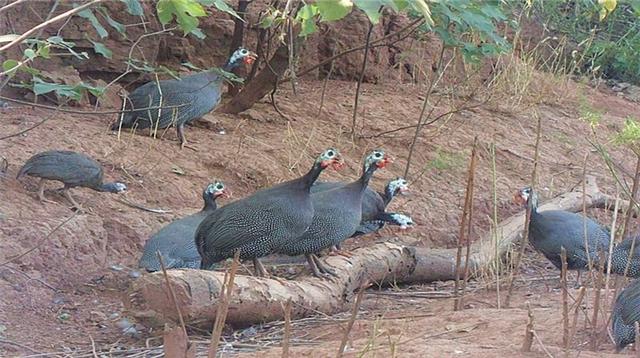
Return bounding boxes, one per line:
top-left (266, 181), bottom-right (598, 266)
top-left (103, 182), bottom-right (127, 193)
top-left (225, 48), bottom-right (258, 70)
top-left (363, 149), bottom-right (393, 173)
top-left (513, 186), bottom-right (538, 210)
top-left (317, 148), bottom-right (344, 170)
top-left (205, 180), bottom-right (231, 199)
top-left (387, 177), bottom-right (409, 197)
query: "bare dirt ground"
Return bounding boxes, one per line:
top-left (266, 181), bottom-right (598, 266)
top-left (1, 75), bottom-right (639, 356)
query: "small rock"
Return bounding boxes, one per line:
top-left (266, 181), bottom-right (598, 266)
top-left (218, 129), bottom-right (226, 135)
top-left (58, 312), bottom-right (71, 321)
top-left (129, 270), bottom-right (142, 279)
top-left (109, 312), bottom-right (120, 320)
top-left (115, 318), bottom-right (133, 330)
top-left (110, 264), bottom-right (124, 272)
top-left (122, 326), bottom-right (138, 337)
top-left (0, 100), bottom-right (8, 108)
top-left (239, 326), bottom-right (257, 338)
top-left (0, 324), bottom-right (7, 336)
top-left (52, 295), bottom-right (65, 305)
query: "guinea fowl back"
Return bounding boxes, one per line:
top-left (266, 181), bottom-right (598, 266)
top-left (17, 150), bottom-right (103, 188)
top-left (612, 278), bottom-right (640, 351)
top-left (611, 235), bottom-right (640, 278)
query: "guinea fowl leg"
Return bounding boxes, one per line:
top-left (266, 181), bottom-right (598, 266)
top-left (37, 179), bottom-right (56, 204)
top-left (253, 258), bottom-right (271, 278)
top-left (62, 188), bottom-right (84, 213)
top-left (177, 124), bottom-right (197, 151)
top-left (311, 254), bottom-right (338, 277)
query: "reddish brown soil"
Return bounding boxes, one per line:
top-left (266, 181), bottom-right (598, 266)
top-left (1, 75), bottom-right (639, 356)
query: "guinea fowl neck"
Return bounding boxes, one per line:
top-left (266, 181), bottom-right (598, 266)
top-left (202, 193), bottom-right (217, 212)
top-left (382, 184), bottom-right (396, 206)
top-left (299, 161), bottom-right (326, 191)
top-left (527, 191), bottom-right (539, 215)
top-left (356, 164), bottom-right (379, 193)
top-left (223, 57), bottom-right (241, 72)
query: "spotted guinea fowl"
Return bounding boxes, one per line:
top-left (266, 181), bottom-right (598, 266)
top-left (17, 150), bottom-right (126, 210)
top-left (111, 48), bottom-right (257, 149)
top-left (276, 149), bottom-right (392, 277)
top-left (138, 181), bottom-right (230, 272)
top-left (195, 148), bottom-right (343, 277)
top-left (312, 177), bottom-right (411, 237)
top-left (612, 278), bottom-right (640, 352)
top-left (513, 187), bottom-right (610, 274)
top-left (611, 235), bottom-right (640, 278)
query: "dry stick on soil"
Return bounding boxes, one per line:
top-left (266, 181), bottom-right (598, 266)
top-left (337, 284), bottom-right (367, 357)
top-left (569, 287), bottom-right (586, 345)
top-left (522, 302), bottom-right (534, 352)
top-left (207, 250), bottom-right (241, 358)
top-left (0, 0), bottom-right (28, 14)
top-left (157, 253), bottom-right (192, 356)
top-left (454, 136), bottom-right (478, 311)
top-left (0, 0), bottom-right (103, 52)
top-left (350, 20), bottom-right (375, 141)
top-left (0, 213), bottom-right (77, 266)
top-left (489, 141), bottom-right (501, 308)
top-left (561, 248), bottom-right (570, 354)
top-left (505, 114), bottom-right (542, 307)
top-left (281, 298), bottom-right (292, 358)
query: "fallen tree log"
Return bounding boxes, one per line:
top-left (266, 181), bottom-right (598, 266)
top-left (125, 176), bottom-right (609, 327)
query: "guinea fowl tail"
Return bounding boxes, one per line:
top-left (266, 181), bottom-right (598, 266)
top-left (16, 162), bottom-right (31, 179)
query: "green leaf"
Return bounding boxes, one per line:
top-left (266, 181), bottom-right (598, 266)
top-left (120, 0), bottom-right (144, 16)
top-left (0, 34), bottom-right (19, 43)
top-left (182, 61), bottom-right (202, 70)
top-left (410, 0), bottom-right (434, 27)
top-left (36, 43), bottom-right (51, 59)
top-left (393, 0), bottom-right (408, 10)
top-left (354, 0), bottom-right (384, 24)
top-left (23, 49), bottom-right (37, 60)
top-left (32, 78), bottom-right (83, 101)
top-left (157, 0), bottom-right (207, 35)
top-left (316, 0), bottom-right (353, 22)
top-left (77, 9), bottom-right (109, 39)
top-left (100, 9), bottom-right (127, 34)
top-left (296, 4), bottom-right (319, 37)
top-left (2, 60), bottom-right (19, 75)
top-left (89, 40), bottom-right (113, 58)
top-left (212, 0), bottom-right (242, 20)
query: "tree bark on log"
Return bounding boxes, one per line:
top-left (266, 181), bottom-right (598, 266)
top-left (125, 176), bottom-right (611, 327)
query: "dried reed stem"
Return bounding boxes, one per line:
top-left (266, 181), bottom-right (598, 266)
top-left (207, 250), bottom-right (241, 358)
top-left (337, 285), bottom-right (367, 357)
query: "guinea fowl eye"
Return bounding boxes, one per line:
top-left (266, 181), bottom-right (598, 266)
top-left (216, 184), bottom-right (224, 190)
top-left (326, 150), bottom-right (334, 157)
top-left (240, 49), bottom-right (248, 55)
top-left (374, 152), bottom-right (383, 158)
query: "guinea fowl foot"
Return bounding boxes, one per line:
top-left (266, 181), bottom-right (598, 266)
top-left (62, 190), bottom-right (86, 213)
top-left (311, 254), bottom-right (338, 278)
top-left (332, 249), bottom-right (353, 258)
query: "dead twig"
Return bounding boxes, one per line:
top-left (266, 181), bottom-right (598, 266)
top-left (0, 213), bottom-right (77, 266)
top-left (350, 20), bottom-right (375, 141)
top-left (207, 250), bottom-right (241, 358)
top-left (0, 0), bottom-right (28, 14)
top-left (522, 302), bottom-right (534, 352)
top-left (505, 113), bottom-right (542, 307)
top-left (0, 0), bottom-right (104, 52)
top-left (282, 298), bottom-right (292, 358)
top-left (337, 284), bottom-right (367, 357)
top-left (454, 136), bottom-right (478, 311)
top-left (115, 197), bottom-right (172, 214)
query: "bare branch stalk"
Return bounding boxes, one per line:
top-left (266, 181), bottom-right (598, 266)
top-left (350, 21), bottom-right (374, 141)
top-left (337, 285), bottom-right (367, 357)
top-left (207, 250), bottom-right (240, 358)
top-left (0, 0), bottom-right (104, 52)
top-left (505, 113), bottom-right (542, 307)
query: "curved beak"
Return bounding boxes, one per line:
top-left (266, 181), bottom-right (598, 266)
top-left (377, 154), bottom-right (394, 168)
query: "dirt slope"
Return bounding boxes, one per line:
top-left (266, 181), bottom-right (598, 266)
top-left (0, 77), bottom-right (638, 355)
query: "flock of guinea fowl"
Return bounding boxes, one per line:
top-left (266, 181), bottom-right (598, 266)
top-left (9, 47), bottom-right (640, 352)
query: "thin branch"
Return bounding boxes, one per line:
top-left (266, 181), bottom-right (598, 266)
top-left (0, 0), bottom-right (104, 52)
top-left (207, 250), bottom-right (240, 358)
top-left (337, 284), bottom-right (367, 357)
top-left (0, 0), bottom-right (28, 14)
top-left (0, 213), bottom-right (77, 267)
top-left (157, 253), bottom-right (189, 346)
top-left (0, 95), bottom-right (188, 115)
top-left (285, 17), bottom-right (424, 82)
top-left (350, 20), bottom-right (374, 141)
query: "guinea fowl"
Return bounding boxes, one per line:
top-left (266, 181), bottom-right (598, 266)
top-left (138, 181), bottom-right (230, 272)
top-left (611, 235), bottom-right (640, 278)
top-left (17, 150), bottom-right (126, 210)
top-left (195, 148), bottom-right (343, 277)
top-left (311, 177), bottom-right (411, 237)
top-left (612, 278), bottom-right (640, 352)
top-left (513, 187), bottom-right (610, 275)
top-left (276, 149), bottom-right (392, 278)
top-left (111, 47), bottom-right (257, 149)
